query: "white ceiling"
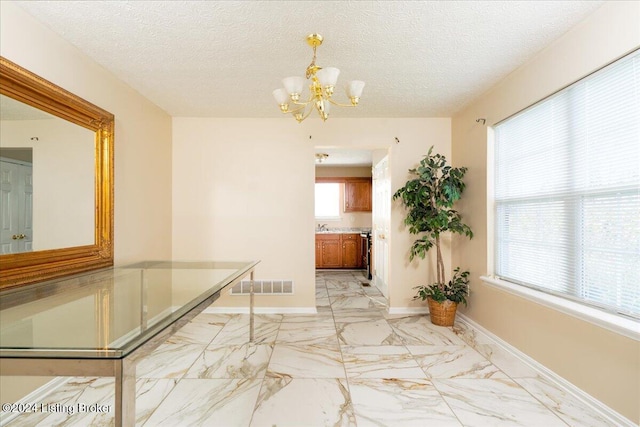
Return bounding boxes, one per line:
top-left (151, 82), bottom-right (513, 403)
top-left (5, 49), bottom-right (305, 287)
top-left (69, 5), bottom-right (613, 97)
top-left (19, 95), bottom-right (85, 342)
top-left (11, 0), bottom-right (604, 165)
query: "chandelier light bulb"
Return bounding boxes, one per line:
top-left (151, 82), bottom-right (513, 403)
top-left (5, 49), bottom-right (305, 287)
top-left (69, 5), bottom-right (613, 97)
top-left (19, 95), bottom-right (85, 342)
top-left (347, 80), bottom-right (365, 99)
top-left (272, 88), bottom-right (290, 111)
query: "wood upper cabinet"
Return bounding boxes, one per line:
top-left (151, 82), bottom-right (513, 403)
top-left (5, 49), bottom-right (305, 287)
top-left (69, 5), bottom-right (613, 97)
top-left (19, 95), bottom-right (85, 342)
top-left (344, 179), bottom-right (372, 212)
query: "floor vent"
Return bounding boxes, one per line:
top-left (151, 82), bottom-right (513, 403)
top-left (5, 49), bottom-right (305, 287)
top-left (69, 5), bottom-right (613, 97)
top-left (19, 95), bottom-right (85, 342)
top-left (230, 280), bottom-right (294, 295)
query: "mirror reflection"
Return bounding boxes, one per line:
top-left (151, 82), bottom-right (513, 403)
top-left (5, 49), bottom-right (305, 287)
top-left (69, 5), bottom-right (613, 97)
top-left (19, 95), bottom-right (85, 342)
top-left (0, 95), bottom-right (95, 254)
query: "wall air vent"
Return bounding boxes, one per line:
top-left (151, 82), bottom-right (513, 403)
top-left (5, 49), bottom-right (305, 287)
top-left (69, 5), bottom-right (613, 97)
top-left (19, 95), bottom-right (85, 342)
top-left (230, 280), bottom-right (294, 295)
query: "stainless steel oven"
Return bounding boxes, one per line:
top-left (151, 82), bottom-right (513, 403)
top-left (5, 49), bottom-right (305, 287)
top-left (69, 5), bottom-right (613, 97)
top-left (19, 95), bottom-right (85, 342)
top-left (360, 231), bottom-right (372, 280)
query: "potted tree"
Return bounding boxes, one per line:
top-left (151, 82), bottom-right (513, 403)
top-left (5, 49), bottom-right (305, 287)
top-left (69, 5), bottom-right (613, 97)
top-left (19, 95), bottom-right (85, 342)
top-left (393, 146), bottom-right (473, 326)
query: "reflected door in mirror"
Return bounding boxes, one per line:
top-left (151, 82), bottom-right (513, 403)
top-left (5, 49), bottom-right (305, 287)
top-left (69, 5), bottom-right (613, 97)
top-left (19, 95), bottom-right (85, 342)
top-left (0, 95), bottom-right (96, 254)
top-left (0, 155), bottom-right (33, 253)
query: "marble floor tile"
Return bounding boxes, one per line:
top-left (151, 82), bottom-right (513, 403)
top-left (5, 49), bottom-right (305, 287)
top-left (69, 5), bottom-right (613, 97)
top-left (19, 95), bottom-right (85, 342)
top-left (280, 312), bottom-right (334, 323)
top-left (515, 376), bottom-right (617, 427)
top-left (131, 378), bottom-right (178, 425)
top-left (341, 346), bottom-right (427, 379)
top-left (332, 308), bottom-right (385, 323)
top-left (143, 378), bottom-right (262, 427)
top-left (136, 343), bottom-right (205, 379)
top-left (480, 343), bottom-right (541, 378)
top-left (276, 319), bottom-right (339, 346)
top-left (224, 313), bottom-right (284, 325)
top-left (388, 315), bottom-right (467, 345)
top-left (267, 343), bottom-right (345, 378)
top-left (163, 320), bottom-right (224, 345)
top-left (432, 378), bottom-right (568, 426)
top-left (361, 285), bottom-right (382, 296)
top-left (315, 295), bottom-right (331, 307)
top-left (349, 378), bottom-right (462, 427)
top-left (190, 312), bottom-right (238, 325)
top-left (209, 318), bottom-right (280, 345)
top-left (4, 377), bottom-right (176, 427)
top-left (251, 377), bottom-right (356, 427)
top-left (3, 377), bottom-right (114, 427)
top-left (337, 319), bottom-right (403, 346)
top-left (408, 345), bottom-right (508, 379)
top-left (331, 295), bottom-right (387, 311)
top-left (184, 343), bottom-right (273, 379)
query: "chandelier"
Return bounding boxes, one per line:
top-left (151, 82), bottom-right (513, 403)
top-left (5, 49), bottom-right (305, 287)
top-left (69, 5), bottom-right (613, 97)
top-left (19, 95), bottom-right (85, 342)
top-left (272, 34), bottom-right (365, 123)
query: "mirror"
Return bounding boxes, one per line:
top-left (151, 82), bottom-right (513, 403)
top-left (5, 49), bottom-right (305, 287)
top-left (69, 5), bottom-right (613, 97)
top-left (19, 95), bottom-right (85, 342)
top-left (0, 56), bottom-right (114, 289)
top-left (1, 96), bottom-right (96, 254)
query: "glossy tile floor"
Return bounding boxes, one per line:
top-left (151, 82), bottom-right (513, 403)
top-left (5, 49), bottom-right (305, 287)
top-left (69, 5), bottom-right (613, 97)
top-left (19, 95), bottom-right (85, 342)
top-left (4, 271), bottom-right (616, 426)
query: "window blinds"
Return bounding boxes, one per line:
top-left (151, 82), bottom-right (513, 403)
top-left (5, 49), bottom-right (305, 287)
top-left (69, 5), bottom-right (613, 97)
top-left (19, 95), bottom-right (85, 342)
top-left (494, 49), bottom-right (640, 319)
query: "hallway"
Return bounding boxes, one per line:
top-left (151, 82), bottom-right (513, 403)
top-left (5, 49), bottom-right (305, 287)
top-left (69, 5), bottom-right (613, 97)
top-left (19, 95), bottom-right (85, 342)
top-left (4, 271), bottom-right (614, 426)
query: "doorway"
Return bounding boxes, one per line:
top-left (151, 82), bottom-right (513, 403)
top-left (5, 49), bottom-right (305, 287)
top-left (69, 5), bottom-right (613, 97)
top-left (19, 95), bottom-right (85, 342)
top-left (372, 156), bottom-right (390, 297)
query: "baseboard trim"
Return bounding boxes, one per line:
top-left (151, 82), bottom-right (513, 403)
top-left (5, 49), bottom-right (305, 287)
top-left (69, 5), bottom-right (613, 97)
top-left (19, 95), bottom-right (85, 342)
top-left (203, 306), bottom-right (318, 315)
top-left (457, 313), bottom-right (637, 427)
top-left (387, 307), bottom-right (429, 315)
top-left (0, 377), bottom-right (68, 426)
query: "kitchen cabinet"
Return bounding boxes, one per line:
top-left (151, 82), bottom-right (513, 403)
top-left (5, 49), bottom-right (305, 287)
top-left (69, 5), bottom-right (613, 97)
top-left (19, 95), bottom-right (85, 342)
top-left (341, 234), bottom-right (360, 268)
top-left (316, 234), bottom-right (342, 268)
top-left (344, 179), bottom-right (372, 212)
top-left (316, 233), bottom-right (362, 269)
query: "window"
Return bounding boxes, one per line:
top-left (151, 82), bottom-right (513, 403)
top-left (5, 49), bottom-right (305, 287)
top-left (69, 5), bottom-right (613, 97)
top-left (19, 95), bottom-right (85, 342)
top-left (315, 183), bottom-right (341, 218)
top-left (493, 49), bottom-right (640, 319)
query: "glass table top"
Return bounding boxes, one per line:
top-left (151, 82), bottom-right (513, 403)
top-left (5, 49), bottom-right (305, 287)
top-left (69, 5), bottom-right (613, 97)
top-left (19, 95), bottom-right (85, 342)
top-left (0, 261), bottom-right (258, 359)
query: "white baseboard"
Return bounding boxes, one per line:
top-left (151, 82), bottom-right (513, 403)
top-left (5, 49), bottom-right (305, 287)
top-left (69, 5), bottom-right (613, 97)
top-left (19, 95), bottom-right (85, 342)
top-left (0, 377), bottom-right (68, 426)
top-left (387, 307), bottom-right (429, 315)
top-left (457, 313), bottom-right (638, 427)
top-left (203, 306), bottom-right (318, 315)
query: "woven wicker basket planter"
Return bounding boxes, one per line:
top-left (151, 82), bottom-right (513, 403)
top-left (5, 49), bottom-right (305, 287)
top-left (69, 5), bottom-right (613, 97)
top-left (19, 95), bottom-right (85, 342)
top-left (427, 297), bottom-right (458, 326)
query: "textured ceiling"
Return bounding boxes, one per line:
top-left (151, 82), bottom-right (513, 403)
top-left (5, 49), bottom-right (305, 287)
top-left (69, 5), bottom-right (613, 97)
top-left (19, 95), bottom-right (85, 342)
top-left (14, 0), bottom-right (604, 120)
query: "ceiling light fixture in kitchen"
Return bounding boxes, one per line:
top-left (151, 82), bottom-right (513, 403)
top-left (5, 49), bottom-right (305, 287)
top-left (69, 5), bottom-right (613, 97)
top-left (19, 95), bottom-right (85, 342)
top-left (315, 153), bottom-right (329, 163)
top-left (273, 34), bottom-right (365, 123)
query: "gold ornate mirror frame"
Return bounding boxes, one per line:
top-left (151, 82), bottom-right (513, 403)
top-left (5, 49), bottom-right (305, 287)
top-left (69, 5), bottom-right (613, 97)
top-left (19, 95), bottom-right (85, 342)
top-left (0, 56), bottom-right (114, 289)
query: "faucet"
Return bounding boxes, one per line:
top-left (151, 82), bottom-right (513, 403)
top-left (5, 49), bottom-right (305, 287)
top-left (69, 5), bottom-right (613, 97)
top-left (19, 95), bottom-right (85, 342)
top-left (318, 224), bottom-right (328, 232)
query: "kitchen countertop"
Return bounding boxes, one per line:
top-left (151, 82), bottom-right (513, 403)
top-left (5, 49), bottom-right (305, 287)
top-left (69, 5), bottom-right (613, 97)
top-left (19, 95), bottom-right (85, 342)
top-left (316, 228), bottom-right (371, 234)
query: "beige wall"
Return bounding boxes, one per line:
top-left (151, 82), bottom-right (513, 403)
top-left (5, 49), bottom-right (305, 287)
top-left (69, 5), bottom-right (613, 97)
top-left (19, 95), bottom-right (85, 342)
top-left (172, 118), bottom-right (451, 310)
top-left (451, 1), bottom-right (640, 422)
top-left (0, 1), bottom-right (173, 403)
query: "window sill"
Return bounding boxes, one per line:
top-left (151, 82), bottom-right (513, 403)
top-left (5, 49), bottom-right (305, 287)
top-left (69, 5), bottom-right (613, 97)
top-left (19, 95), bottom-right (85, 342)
top-left (480, 275), bottom-right (640, 341)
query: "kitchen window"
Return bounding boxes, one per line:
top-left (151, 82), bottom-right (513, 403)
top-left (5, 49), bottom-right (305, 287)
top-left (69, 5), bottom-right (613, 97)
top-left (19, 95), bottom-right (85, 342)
top-left (315, 182), bottom-right (341, 219)
top-left (493, 49), bottom-right (640, 320)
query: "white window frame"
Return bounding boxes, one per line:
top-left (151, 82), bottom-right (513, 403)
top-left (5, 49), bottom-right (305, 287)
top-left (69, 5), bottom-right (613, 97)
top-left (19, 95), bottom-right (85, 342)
top-left (487, 49), bottom-right (640, 340)
top-left (314, 182), bottom-right (342, 220)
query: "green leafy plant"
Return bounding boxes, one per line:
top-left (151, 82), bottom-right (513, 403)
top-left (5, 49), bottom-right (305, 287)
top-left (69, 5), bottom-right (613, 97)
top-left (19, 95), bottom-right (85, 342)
top-left (393, 146), bottom-right (473, 304)
top-left (413, 267), bottom-right (470, 305)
